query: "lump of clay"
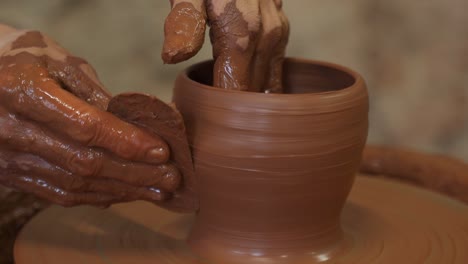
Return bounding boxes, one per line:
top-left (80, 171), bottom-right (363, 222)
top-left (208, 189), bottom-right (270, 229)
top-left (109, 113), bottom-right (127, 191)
top-left (108, 93), bottom-right (198, 213)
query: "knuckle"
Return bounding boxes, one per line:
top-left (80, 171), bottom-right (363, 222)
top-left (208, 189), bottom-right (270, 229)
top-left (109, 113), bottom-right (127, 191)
top-left (82, 109), bottom-right (100, 136)
top-left (72, 108), bottom-right (103, 146)
top-left (55, 194), bottom-right (77, 207)
top-left (112, 132), bottom-right (139, 160)
top-left (114, 130), bottom-right (167, 162)
top-left (0, 122), bottom-right (37, 151)
top-left (15, 132), bottom-right (36, 150)
top-left (273, 16), bottom-right (283, 31)
top-left (0, 117), bottom-right (16, 141)
top-left (275, 0), bottom-right (283, 8)
top-left (211, 11), bottom-right (258, 37)
top-left (63, 175), bottom-right (87, 192)
top-left (249, 17), bottom-right (262, 35)
top-left (66, 150), bottom-right (103, 177)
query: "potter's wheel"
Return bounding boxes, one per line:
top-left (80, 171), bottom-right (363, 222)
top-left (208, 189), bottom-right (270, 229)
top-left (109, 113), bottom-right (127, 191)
top-left (14, 174), bottom-right (468, 263)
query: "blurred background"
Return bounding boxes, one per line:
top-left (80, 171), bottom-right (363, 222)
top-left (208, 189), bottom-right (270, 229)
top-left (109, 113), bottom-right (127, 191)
top-left (0, 0), bottom-right (466, 160)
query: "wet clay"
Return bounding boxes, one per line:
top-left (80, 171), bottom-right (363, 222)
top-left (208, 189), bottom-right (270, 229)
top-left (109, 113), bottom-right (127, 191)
top-left (10, 31), bottom-right (48, 49)
top-left (162, 0), bottom-right (289, 92)
top-left (361, 145), bottom-right (468, 204)
top-left (172, 58), bottom-right (368, 261)
top-left (14, 175), bottom-right (468, 264)
top-left (108, 94), bottom-right (198, 213)
top-left (13, 58), bottom-right (468, 263)
top-left (0, 30), bottom-right (180, 207)
top-left (162, 1), bottom-right (207, 64)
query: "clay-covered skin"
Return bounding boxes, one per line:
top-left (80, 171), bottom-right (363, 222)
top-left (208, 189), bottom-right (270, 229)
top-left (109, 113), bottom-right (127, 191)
top-left (13, 58), bottom-right (468, 264)
top-left (108, 93), bottom-right (198, 213)
top-left (0, 26), bottom-right (182, 207)
top-left (163, 0), bottom-right (289, 93)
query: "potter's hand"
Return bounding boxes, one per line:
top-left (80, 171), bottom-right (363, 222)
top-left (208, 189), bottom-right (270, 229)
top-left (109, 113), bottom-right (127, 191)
top-left (0, 26), bottom-right (180, 207)
top-left (162, 0), bottom-right (289, 93)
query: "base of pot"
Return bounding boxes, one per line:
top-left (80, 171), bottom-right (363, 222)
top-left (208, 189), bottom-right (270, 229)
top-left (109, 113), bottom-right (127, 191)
top-left (14, 174), bottom-right (468, 264)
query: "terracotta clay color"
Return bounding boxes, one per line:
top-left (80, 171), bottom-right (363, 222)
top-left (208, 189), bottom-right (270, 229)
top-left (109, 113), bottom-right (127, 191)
top-left (361, 145), bottom-right (468, 204)
top-left (107, 94), bottom-right (198, 213)
top-left (172, 58), bottom-right (368, 262)
top-left (14, 175), bottom-right (468, 263)
top-left (14, 59), bottom-right (468, 263)
top-left (0, 29), bottom-right (179, 207)
top-left (162, 0), bottom-right (289, 92)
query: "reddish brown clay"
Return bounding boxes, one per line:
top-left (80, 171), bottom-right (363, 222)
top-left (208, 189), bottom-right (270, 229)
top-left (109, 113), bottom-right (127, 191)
top-left (14, 175), bottom-right (468, 264)
top-left (107, 94), bottom-right (198, 213)
top-left (361, 145), bottom-right (468, 204)
top-left (162, 0), bottom-right (289, 92)
top-left (172, 58), bottom-right (368, 262)
top-left (14, 59), bottom-right (468, 263)
top-left (0, 30), bottom-right (180, 207)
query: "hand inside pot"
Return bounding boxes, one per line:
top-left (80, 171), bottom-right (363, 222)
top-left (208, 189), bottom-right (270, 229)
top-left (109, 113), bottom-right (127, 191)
top-left (0, 25), bottom-right (181, 207)
top-left (162, 0), bottom-right (290, 93)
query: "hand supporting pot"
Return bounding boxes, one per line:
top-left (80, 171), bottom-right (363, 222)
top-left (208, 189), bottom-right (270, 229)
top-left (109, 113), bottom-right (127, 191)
top-left (0, 26), bottom-right (181, 207)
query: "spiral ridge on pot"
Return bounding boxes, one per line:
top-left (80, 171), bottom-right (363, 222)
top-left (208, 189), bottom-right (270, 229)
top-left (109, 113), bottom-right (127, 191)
top-left (14, 59), bottom-right (468, 264)
top-left (173, 58), bottom-right (369, 260)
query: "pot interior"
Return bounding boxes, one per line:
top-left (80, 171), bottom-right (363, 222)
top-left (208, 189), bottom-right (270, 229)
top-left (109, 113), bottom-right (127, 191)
top-left (187, 59), bottom-right (357, 94)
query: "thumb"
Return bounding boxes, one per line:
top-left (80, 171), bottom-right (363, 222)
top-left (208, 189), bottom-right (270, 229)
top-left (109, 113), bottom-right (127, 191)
top-left (162, 0), bottom-right (207, 64)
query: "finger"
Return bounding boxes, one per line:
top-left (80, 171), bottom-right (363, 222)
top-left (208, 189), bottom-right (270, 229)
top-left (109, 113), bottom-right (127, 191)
top-left (274, 0), bottom-right (282, 8)
top-left (253, 0), bottom-right (288, 93)
top-left (0, 168), bottom-right (119, 207)
top-left (0, 117), bottom-right (180, 192)
top-left (162, 0), bottom-right (207, 64)
top-left (264, 8), bottom-right (289, 93)
top-left (2, 78), bottom-right (169, 164)
top-left (5, 31), bottom-right (111, 109)
top-left (211, 41), bottom-right (256, 90)
top-left (0, 151), bottom-right (118, 207)
top-left (206, 0), bottom-right (261, 90)
top-left (251, 0), bottom-right (282, 90)
top-left (109, 93), bottom-right (198, 212)
top-left (0, 151), bottom-right (169, 202)
top-left (47, 55), bottom-right (112, 111)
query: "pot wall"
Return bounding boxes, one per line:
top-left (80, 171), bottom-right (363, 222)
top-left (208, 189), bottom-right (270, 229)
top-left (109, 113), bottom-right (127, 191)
top-left (172, 58), bottom-right (368, 260)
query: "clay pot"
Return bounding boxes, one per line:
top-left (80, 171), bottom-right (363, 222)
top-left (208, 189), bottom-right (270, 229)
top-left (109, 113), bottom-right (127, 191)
top-left (172, 58), bottom-right (368, 262)
top-left (16, 59), bottom-right (468, 263)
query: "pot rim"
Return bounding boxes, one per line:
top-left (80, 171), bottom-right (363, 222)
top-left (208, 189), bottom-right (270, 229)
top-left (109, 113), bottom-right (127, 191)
top-left (178, 57), bottom-right (365, 98)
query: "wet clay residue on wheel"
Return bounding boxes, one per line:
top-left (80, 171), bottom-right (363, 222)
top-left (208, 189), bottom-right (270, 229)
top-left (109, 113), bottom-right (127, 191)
top-left (361, 145), bottom-right (468, 204)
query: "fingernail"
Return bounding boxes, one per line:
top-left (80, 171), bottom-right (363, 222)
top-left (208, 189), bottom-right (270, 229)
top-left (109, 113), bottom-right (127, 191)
top-left (160, 168), bottom-right (182, 192)
top-left (147, 187), bottom-right (169, 201)
top-left (146, 146), bottom-right (169, 164)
